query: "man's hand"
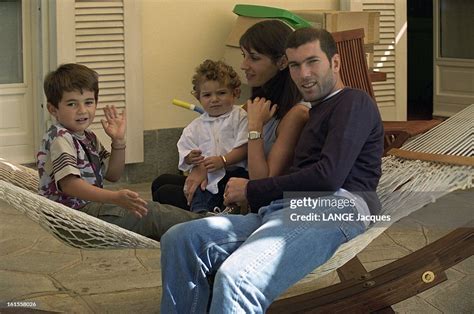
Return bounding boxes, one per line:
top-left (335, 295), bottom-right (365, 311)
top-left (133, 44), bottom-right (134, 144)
top-left (223, 177), bottom-right (249, 206)
top-left (185, 149), bottom-right (204, 165)
top-left (101, 105), bottom-right (126, 143)
top-left (183, 164), bottom-right (208, 205)
top-left (113, 189), bottom-right (148, 218)
top-left (203, 156), bottom-right (225, 172)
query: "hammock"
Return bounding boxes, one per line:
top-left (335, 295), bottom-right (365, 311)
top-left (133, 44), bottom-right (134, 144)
top-left (0, 105), bottom-right (472, 310)
top-left (0, 159), bottom-right (160, 249)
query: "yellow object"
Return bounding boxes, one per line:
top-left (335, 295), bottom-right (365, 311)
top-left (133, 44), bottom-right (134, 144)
top-left (172, 99), bottom-right (204, 114)
top-left (172, 99), bottom-right (193, 110)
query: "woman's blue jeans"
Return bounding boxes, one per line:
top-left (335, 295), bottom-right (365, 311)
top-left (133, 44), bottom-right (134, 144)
top-left (160, 196), bottom-right (367, 314)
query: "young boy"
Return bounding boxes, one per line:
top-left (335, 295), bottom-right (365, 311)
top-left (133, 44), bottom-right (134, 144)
top-left (37, 63), bottom-right (202, 241)
top-left (178, 59), bottom-right (248, 212)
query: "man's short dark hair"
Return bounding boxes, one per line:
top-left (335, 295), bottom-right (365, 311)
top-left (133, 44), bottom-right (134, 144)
top-left (286, 28), bottom-right (338, 62)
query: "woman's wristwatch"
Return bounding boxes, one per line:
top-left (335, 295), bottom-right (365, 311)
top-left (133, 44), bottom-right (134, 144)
top-left (248, 131), bottom-right (262, 140)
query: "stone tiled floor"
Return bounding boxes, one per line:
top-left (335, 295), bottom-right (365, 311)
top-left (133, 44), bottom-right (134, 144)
top-left (0, 182), bottom-right (472, 313)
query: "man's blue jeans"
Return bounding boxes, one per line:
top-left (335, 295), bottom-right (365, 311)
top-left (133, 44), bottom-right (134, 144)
top-left (160, 196), bottom-right (367, 313)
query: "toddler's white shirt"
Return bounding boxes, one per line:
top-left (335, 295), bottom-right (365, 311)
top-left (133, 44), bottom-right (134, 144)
top-left (177, 105), bottom-right (248, 194)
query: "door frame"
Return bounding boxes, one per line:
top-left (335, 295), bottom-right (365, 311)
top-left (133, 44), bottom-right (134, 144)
top-left (0, 0), bottom-right (38, 163)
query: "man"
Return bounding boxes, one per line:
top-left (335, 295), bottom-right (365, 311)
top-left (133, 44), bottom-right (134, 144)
top-left (160, 28), bottom-right (384, 313)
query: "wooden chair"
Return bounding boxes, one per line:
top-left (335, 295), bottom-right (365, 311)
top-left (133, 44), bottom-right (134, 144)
top-left (331, 28), bottom-right (442, 155)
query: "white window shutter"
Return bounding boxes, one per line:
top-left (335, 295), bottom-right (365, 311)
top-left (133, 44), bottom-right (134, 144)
top-left (54, 0), bottom-right (144, 163)
top-left (361, 0), bottom-right (407, 120)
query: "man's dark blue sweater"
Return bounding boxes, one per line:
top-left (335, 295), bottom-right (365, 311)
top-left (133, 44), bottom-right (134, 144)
top-left (247, 88), bottom-right (384, 214)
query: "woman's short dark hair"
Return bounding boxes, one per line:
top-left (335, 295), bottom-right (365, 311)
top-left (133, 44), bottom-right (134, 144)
top-left (239, 20), bottom-right (302, 119)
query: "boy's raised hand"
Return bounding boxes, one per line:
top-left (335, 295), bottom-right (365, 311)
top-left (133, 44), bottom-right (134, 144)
top-left (101, 105), bottom-right (126, 142)
top-left (114, 189), bottom-right (148, 218)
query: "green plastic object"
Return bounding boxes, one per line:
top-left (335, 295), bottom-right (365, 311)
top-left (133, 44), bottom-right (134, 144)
top-left (233, 4), bottom-right (311, 29)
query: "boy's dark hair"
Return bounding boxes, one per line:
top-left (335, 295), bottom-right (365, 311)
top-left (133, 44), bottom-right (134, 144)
top-left (44, 63), bottom-right (99, 108)
top-left (239, 20), bottom-right (302, 120)
top-left (286, 28), bottom-right (338, 64)
top-left (192, 60), bottom-right (241, 97)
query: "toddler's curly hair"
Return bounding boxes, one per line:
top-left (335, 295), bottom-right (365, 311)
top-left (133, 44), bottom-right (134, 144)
top-left (192, 60), bottom-right (241, 97)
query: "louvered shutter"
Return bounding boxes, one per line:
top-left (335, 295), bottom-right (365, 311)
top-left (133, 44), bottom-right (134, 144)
top-left (54, 0), bottom-right (143, 163)
top-left (361, 0), bottom-right (407, 120)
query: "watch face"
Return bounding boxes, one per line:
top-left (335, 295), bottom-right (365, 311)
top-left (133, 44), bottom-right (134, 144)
top-left (248, 131), bottom-right (262, 140)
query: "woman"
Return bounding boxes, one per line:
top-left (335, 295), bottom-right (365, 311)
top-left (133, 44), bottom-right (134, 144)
top-left (152, 19), bottom-right (309, 209)
top-left (241, 20), bottom-right (309, 180)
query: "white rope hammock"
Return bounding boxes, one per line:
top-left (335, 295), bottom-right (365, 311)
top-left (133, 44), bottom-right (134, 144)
top-left (0, 106), bottom-right (472, 281)
top-left (0, 160), bottom-right (160, 249)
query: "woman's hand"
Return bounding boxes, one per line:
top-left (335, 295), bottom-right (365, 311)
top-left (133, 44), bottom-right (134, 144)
top-left (246, 97), bottom-right (277, 130)
top-left (183, 164), bottom-right (208, 205)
